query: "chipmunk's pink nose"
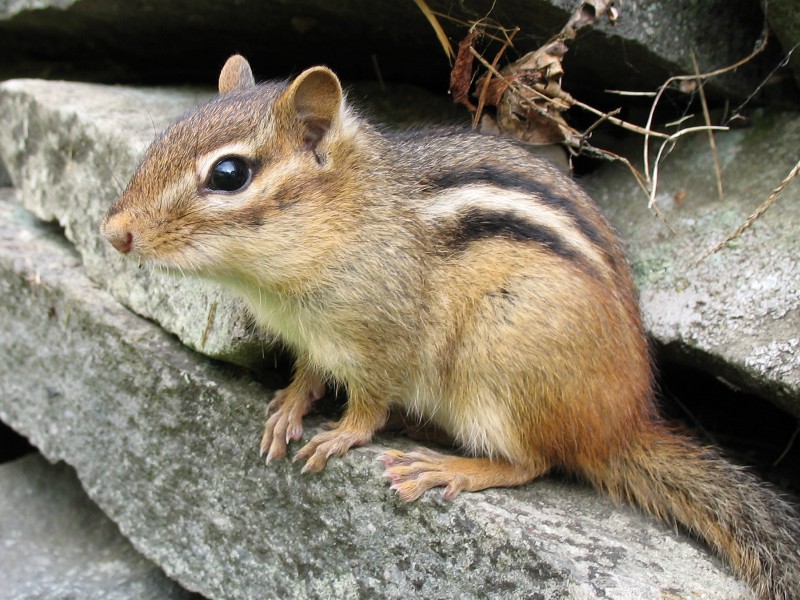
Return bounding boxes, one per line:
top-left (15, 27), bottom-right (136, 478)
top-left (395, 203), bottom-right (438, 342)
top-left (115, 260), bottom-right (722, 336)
top-left (106, 229), bottom-right (133, 254)
top-left (101, 210), bottom-right (136, 255)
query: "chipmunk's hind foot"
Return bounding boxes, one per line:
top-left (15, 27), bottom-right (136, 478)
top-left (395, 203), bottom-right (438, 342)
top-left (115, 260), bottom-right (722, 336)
top-left (379, 448), bottom-right (547, 502)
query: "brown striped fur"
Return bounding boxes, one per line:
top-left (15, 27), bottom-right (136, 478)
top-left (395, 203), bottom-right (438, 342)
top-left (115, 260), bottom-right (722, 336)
top-left (102, 55), bottom-right (800, 599)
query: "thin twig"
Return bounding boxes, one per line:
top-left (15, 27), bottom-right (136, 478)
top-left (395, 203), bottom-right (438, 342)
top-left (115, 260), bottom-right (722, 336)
top-left (649, 125), bottom-right (729, 209)
top-left (692, 51), bottom-right (724, 201)
top-left (696, 158), bottom-right (800, 264)
top-left (726, 43), bottom-right (799, 126)
top-left (773, 424), bottom-right (800, 467)
top-left (664, 115), bottom-right (695, 128)
top-left (580, 145), bottom-right (649, 194)
top-left (571, 96), bottom-right (671, 139)
top-left (644, 22), bottom-right (769, 180)
top-left (579, 107), bottom-right (621, 145)
top-left (604, 89), bottom-right (658, 97)
top-left (584, 146), bottom-right (677, 233)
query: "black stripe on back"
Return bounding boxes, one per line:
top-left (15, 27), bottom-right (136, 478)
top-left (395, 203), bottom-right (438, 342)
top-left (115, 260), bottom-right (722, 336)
top-left (425, 163), bottom-right (613, 263)
top-left (440, 207), bottom-right (595, 275)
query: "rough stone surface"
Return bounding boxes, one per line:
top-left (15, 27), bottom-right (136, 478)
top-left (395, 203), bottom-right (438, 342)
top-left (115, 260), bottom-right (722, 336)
top-left (586, 110), bottom-right (800, 415)
top-left (0, 0), bottom-right (779, 102)
top-left (0, 78), bottom-right (273, 367)
top-left (0, 452), bottom-right (200, 600)
top-left (0, 186), bottom-right (750, 599)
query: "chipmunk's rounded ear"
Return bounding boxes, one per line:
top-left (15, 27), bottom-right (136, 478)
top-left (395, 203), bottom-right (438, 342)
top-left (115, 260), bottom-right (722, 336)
top-left (280, 66), bottom-right (343, 152)
top-left (218, 54), bottom-right (255, 93)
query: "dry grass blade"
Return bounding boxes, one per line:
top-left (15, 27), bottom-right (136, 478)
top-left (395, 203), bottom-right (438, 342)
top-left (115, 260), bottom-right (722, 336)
top-left (692, 51), bottom-right (724, 202)
top-left (696, 158), bottom-right (800, 264)
top-left (473, 27), bottom-right (518, 128)
top-left (413, 0), bottom-right (455, 60)
top-left (201, 301), bottom-right (218, 349)
top-left (604, 89), bottom-right (657, 97)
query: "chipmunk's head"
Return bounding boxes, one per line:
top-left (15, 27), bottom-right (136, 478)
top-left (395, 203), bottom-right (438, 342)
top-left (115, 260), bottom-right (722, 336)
top-left (102, 55), bottom-right (359, 286)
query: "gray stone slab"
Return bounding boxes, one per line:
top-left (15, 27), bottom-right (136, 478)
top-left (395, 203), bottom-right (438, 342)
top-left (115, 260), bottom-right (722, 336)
top-left (0, 0), bottom-right (772, 101)
top-left (0, 453), bottom-right (199, 600)
top-left (0, 186), bottom-right (750, 599)
top-left (0, 78), bottom-right (271, 367)
top-left (587, 110), bottom-right (800, 414)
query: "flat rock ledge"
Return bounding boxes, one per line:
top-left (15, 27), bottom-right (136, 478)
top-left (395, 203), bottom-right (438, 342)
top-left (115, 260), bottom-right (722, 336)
top-left (0, 0), bottom-right (773, 99)
top-left (0, 186), bottom-right (749, 599)
top-left (0, 453), bottom-right (199, 600)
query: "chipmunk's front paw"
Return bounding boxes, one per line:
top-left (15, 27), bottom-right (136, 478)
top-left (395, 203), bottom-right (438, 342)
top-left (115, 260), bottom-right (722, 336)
top-left (293, 426), bottom-right (372, 473)
top-left (260, 382), bottom-right (325, 463)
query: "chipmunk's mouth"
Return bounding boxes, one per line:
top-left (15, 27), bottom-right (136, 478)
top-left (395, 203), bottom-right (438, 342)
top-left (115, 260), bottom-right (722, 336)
top-left (102, 210), bottom-right (200, 269)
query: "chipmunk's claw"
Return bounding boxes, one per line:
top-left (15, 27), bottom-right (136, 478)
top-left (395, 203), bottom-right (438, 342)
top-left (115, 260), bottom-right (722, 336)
top-left (294, 427), bottom-right (372, 473)
top-left (260, 382), bottom-right (325, 464)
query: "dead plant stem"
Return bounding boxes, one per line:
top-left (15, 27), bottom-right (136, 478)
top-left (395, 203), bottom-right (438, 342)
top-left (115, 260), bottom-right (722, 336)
top-left (692, 51), bottom-right (724, 201)
top-left (649, 125), bottom-right (728, 209)
top-left (696, 158), bottom-right (800, 264)
top-left (644, 23), bottom-right (768, 180)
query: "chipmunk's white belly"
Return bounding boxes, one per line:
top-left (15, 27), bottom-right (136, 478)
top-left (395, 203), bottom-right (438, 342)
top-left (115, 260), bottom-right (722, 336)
top-left (237, 285), bottom-right (360, 378)
top-left (405, 381), bottom-right (520, 461)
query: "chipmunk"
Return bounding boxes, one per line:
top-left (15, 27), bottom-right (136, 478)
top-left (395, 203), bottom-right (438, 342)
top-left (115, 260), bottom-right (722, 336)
top-left (102, 54), bottom-right (800, 598)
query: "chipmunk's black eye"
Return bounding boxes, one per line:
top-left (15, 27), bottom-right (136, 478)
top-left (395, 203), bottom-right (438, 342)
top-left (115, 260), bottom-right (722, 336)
top-left (206, 156), bottom-right (251, 193)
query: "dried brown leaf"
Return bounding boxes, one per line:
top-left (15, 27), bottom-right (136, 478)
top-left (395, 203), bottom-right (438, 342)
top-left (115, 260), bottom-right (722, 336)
top-left (496, 88), bottom-right (568, 144)
top-left (450, 29), bottom-right (481, 109)
top-left (475, 73), bottom-right (509, 107)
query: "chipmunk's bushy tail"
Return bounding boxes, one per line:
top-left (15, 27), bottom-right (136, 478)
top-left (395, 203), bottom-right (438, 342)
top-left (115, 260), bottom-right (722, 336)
top-left (583, 427), bottom-right (800, 600)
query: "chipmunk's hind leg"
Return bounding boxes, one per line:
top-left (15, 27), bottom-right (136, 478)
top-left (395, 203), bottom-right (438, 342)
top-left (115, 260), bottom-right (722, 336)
top-left (379, 448), bottom-right (549, 502)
